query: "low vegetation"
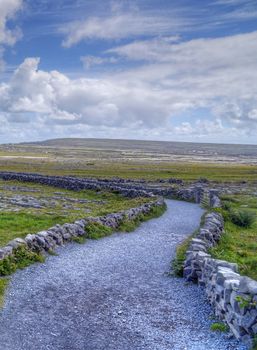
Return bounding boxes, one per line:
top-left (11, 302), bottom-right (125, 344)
top-left (0, 278), bottom-right (8, 308)
top-left (1, 158), bottom-right (257, 182)
top-left (210, 194), bottom-right (257, 280)
top-left (86, 203), bottom-right (167, 239)
top-left (0, 142), bottom-right (257, 182)
top-left (230, 210), bottom-right (256, 228)
top-left (210, 322), bottom-right (229, 332)
top-left (118, 203), bottom-right (167, 232)
top-left (0, 179), bottom-right (152, 247)
top-left (172, 235), bottom-right (193, 277)
top-left (0, 246), bottom-right (45, 276)
top-left (86, 222), bottom-right (113, 240)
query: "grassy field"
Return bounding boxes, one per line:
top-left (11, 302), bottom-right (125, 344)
top-left (211, 195), bottom-right (257, 280)
top-left (1, 157), bottom-right (257, 182)
top-left (0, 138), bottom-right (257, 182)
top-left (0, 180), bottom-right (151, 247)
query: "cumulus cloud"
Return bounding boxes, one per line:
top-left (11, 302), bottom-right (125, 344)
top-left (108, 31), bottom-right (257, 131)
top-left (0, 0), bottom-right (23, 71)
top-left (0, 57), bottom-right (172, 129)
top-left (0, 0), bottom-right (23, 46)
top-left (1, 30), bottom-right (257, 143)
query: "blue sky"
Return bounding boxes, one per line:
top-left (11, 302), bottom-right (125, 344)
top-left (0, 0), bottom-right (257, 144)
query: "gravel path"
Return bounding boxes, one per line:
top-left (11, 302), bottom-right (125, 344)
top-left (0, 200), bottom-right (246, 350)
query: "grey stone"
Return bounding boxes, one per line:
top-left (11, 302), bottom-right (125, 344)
top-left (251, 322), bottom-right (257, 334)
top-left (239, 277), bottom-right (257, 294)
top-left (239, 310), bottom-right (257, 330)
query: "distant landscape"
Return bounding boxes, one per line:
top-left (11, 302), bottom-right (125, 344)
top-left (1, 138), bottom-right (257, 182)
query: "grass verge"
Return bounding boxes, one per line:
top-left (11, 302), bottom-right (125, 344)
top-left (0, 246), bottom-right (45, 276)
top-left (0, 246), bottom-right (44, 307)
top-left (172, 235), bottom-right (193, 277)
top-left (210, 322), bottom-right (229, 332)
top-left (210, 194), bottom-right (257, 280)
top-left (86, 202), bottom-right (167, 239)
top-left (0, 278), bottom-right (9, 308)
top-left (172, 212), bottom-right (207, 277)
top-left (118, 203), bottom-right (167, 233)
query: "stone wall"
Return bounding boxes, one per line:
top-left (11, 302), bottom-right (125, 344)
top-left (0, 171), bottom-right (218, 206)
top-left (184, 212), bottom-right (257, 348)
top-left (0, 197), bottom-right (164, 261)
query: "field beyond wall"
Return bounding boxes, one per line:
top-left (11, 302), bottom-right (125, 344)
top-left (0, 138), bottom-right (257, 182)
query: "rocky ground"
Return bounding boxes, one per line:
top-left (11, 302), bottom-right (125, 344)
top-left (0, 183), bottom-right (105, 214)
top-left (0, 200), bottom-right (246, 350)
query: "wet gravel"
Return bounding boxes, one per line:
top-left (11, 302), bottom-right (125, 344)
top-left (0, 200), bottom-right (247, 350)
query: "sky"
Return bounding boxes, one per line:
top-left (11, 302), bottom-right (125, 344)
top-left (0, 0), bottom-right (257, 144)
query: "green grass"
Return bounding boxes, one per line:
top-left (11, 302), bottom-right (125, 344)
top-left (71, 236), bottom-right (87, 244)
top-left (86, 203), bottom-right (167, 239)
top-left (0, 278), bottom-right (9, 307)
top-left (210, 322), bottom-right (229, 332)
top-left (172, 235), bottom-right (193, 277)
top-left (230, 210), bottom-right (256, 228)
top-left (1, 155), bottom-right (257, 182)
top-left (0, 246), bottom-right (44, 307)
top-left (0, 212), bottom-right (69, 247)
top-left (86, 222), bottom-right (113, 239)
top-left (0, 246), bottom-right (45, 276)
top-left (210, 195), bottom-right (257, 280)
top-left (0, 179), bottom-right (152, 247)
top-left (118, 203), bottom-right (167, 232)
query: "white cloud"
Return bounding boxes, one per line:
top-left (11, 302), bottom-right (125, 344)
top-left (0, 0), bottom-right (23, 72)
top-left (0, 0), bottom-right (23, 46)
top-left (107, 31), bottom-right (257, 131)
top-left (0, 57), bottom-right (171, 129)
top-left (108, 31), bottom-right (257, 69)
top-left (80, 55), bottom-right (118, 69)
top-left (60, 8), bottom-right (184, 47)
top-left (1, 30), bottom-right (257, 143)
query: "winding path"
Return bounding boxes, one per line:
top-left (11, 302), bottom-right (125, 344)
top-left (0, 200), bottom-right (245, 350)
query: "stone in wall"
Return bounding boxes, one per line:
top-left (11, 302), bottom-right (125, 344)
top-left (183, 210), bottom-right (257, 348)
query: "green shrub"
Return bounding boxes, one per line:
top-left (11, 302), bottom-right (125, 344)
top-left (0, 278), bottom-right (9, 307)
top-left (231, 210), bottom-right (256, 228)
top-left (0, 246), bottom-right (44, 276)
top-left (222, 201), bottom-right (233, 212)
top-left (172, 236), bottom-right (192, 277)
top-left (72, 236), bottom-right (87, 244)
top-left (210, 322), bottom-right (229, 332)
top-left (118, 215), bottom-right (139, 232)
top-left (119, 203), bottom-right (167, 232)
top-left (86, 222), bottom-right (112, 239)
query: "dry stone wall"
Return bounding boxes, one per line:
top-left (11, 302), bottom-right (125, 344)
top-left (184, 212), bottom-right (257, 348)
top-left (0, 172), bottom-right (218, 206)
top-left (0, 197), bottom-right (164, 259)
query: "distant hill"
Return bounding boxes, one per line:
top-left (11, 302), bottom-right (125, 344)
top-left (19, 137), bottom-right (257, 158)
